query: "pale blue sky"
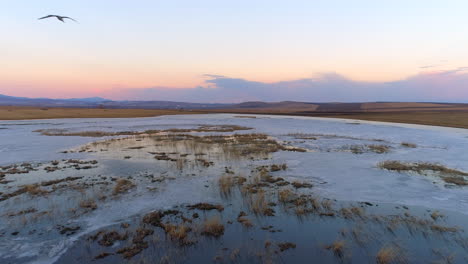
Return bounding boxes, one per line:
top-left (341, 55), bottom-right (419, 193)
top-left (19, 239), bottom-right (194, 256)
top-left (1, 0), bottom-right (468, 101)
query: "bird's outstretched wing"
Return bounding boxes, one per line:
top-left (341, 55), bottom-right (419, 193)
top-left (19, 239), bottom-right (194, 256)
top-left (38, 15), bottom-right (55, 20)
top-left (62, 16), bottom-right (78, 23)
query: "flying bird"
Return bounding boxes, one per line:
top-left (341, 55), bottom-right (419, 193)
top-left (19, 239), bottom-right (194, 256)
top-left (38, 15), bottom-right (78, 23)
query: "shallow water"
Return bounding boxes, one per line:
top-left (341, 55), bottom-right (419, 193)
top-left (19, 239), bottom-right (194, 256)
top-left (0, 114), bottom-right (467, 263)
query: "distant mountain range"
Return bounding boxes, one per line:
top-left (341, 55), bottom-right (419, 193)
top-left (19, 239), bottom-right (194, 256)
top-left (0, 94), bottom-right (229, 109)
top-left (1, 93), bottom-right (468, 112)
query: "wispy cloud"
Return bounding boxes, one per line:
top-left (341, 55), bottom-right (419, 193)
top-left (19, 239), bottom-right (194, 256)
top-left (101, 69), bottom-right (468, 103)
top-left (202, 74), bottom-right (226, 78)
top-left (420, 64), bottom-right (439, 69)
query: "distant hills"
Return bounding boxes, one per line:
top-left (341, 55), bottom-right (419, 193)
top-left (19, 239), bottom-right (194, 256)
top-left (1, 93), bottom-right (468, 113)
top-left (0, 94), bottom-right (229, 109)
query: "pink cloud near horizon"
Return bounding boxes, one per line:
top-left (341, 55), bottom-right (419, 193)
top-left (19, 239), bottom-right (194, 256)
top-left (94, 69), bottom-right (468, 103)
top-left (1, 69), bottom-right (468, 103)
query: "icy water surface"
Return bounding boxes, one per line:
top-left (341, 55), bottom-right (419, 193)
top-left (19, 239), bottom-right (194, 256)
top-left (0, 114), bottom-right (468, 263)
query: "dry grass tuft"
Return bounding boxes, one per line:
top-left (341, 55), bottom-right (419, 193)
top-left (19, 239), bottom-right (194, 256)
top-left (376, 246), bottom-right (405, 264)
top-left (94, 252), bottom-right (112, 259)
top-left (237, 212), bottom-right (253, 228)
top-left (368, 145), bottom-right (391, 154)
top-left (248, 190), bottom-right (274, 216)
top-left (350, 207), bottom-right (364, 218)
top-left (291, 181), bottom-right (313, 189)
top-left (401, 142), bottom-right (417, 148)
top-left (23, 184), bottom-right (48, 196)
top-left (278, 189), bottom-right (295, 203)
top-left (339, 207), bottom-right (364, 219)
top-left (430, 225), bottom-right (458, 233)
top-left (321, 199), bottom-right (334, 211)
top-left (188, 203), bottom-right (224, 212)
top-left (350, 144), bottom-right (390, 154)
top-left (378, 161), bottom-right (468, 176)
top-left (430, 211), bottom-right (443, 221)
top-left (163, 224), bottom-right (192, 245)
top-left (79, 199), bottom-right (97, 210)
top-left (201, 216), bottom-right (225, 237)
top-left (98, 230), bottom-right (128, 246)
top-left (270, 164), bottom-right (287, 172)
top-left (442, 176), bottom-right (468, 186)
top-left (379, 161), bottom-right (468, 185)
top-left (278, 242), bottom-right (296, 252)
top-left (113, 179), bottom-right (136, 195)
top-left (219, 175), bottom-right (235, 198)
top-left (325, 240), bottom-right (346, 258)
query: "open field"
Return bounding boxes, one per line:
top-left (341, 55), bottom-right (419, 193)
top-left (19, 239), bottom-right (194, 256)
top-left (311, 111), bottom-right (468, 129)
top-left (3, 104), bottom-right (468, 129)
top-left (0, 106), bottom-right (202, 120)
top-left (213, 110), bottom-right (468, 129)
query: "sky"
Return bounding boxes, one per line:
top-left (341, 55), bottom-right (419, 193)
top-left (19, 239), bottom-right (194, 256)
top-left (1, 0), bottom-right (468, 102)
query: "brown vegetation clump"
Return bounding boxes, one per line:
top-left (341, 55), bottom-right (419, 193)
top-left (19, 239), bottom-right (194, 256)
top-left (58, 225), bottom-right (81, 235)
top-left (320, 212), bottom-right (335, 217)
top-left (270, 164), bottom-right (287, 172)
top-left (23, 184), bottom-right (48, 196)
top-left (247, 190), bottom-right (275, 216)
top-left (340, 208), bottom-right (353, 219)
top-left (376, 246), bottom-right (405, 264)
top-left (235, 176), bottom-right (247, 185)
top-left (430, 225), bottom-right (458, 233)
top-left (218, 175), bottom-right (235, 198)
top-left (278, 242), bottom-right (296, 252)
top-left (163, 224), bottom-right (193, 245)
top-left (339, 206), bottom-right (365, 219)
top-left (350, 146), bottom-right (365, 154)
top-left (442, 176), bottom-right (468, 186)
top-left (132, 228), bottom-right (154, 244)
top-left (7, 208), bottom-right (37, 217)
top-left (201, 216), bottom-right (225, 237)
top-left (237, 211), bottom-right (253, 228)
top-left (378, 161), bottom-right (468, 175)
top-left (430, 211), bottom-right (443, 221)
top-left (79, 199), bottom-right (97, 210)
top-left (113, 179), bottom-right (136, 195)
top-left (350, 144), bottom-right (390, 154)
top-left (350, 207), bottom-right (364, 218)
top-left (115, 227), bottom-right (154, 259)
top-left (278, 189), bottom-right (295, 203)
top-left (378, 161), bottom-right (468, 185)
top-left (284, 146), bottom-right (308, 152)
top-left (401, 142), bottom-right (417, 148)
top-left (36, 129), bottom-right (134, 137)
top-left (187, 203), bottom-right (224, 212)
top-left (94, 252), bottom-right (112, 259)
top-left (287, 133), bottom-right (318, 140)
top-left (142, 210), bottom-right (179, 227)
top-left (325, 240), bottom-right (345, 258)
top-left (40, 176), bottom-right (82, 186)
top-left (117, 245), bottom-right (146, 259)
top-left (34, 124), bottom-right (251, 137)
top-left (0, 177), bottom-right (78, 201)
top-left (98, 231), bottom-right (128, 246)
top-left (291, 181), bottom-right (313, 189)
top-left (368, 145), bottom-right (391, 154)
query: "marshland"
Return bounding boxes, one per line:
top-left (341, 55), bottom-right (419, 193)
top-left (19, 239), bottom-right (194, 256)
top-left (1, 114), bottom-right (468, 263)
